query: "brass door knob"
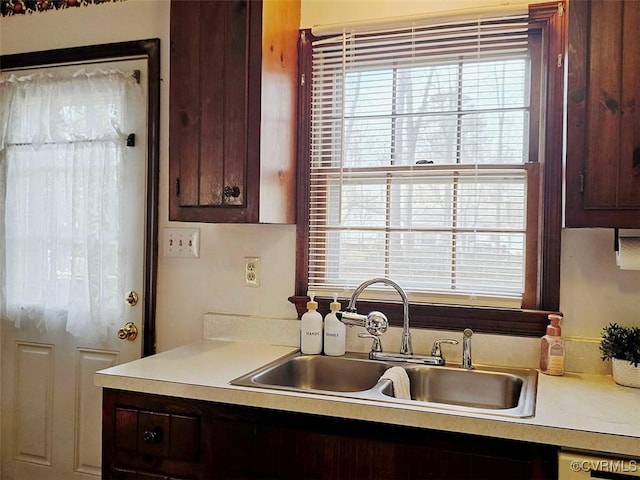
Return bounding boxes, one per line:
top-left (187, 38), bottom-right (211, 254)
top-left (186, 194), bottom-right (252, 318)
top-left (117, 322), bottom-right (139, 341)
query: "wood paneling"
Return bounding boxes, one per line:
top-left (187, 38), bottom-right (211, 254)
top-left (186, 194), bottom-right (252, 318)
top-left (566, 0), bottom-right (640, 227)
top-left (169, 0), bottom-right (299, 223)
top-left (103, 389), bottom-right (558, 479)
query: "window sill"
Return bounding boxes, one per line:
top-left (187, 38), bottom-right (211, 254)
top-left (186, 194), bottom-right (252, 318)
top-left (288, 295), bottom-right (556, 337)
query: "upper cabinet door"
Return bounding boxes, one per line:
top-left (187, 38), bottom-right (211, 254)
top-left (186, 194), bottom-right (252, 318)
top-left (169, 0), bottom-right (299, 223)
top-left (566, 0), bottom-right (640, 228)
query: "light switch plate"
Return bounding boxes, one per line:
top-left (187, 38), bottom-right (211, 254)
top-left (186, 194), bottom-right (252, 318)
top-left (163, 227), bottom-right (200, 258)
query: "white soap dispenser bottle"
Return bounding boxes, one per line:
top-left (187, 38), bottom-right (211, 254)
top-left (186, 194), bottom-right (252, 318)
top-left (300, 291), bottom-right (323, 354)
top-left (323, 294), bottom-right (346, 356)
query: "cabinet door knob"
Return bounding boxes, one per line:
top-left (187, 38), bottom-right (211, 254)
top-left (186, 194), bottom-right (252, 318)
top-left (142, 429), bottom-right (162, 443)
top-left (223, 185), bottom-right (241, 198)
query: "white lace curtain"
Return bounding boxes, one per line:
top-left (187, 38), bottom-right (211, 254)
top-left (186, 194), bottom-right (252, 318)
top-left (0, 67), bottom-right (143, 336)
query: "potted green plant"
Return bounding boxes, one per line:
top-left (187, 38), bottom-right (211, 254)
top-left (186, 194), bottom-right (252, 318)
top-left (600, 323), bottom-right (640, 388)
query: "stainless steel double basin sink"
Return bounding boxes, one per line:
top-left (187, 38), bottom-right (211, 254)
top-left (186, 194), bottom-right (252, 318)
top-left (230, 352), bottom-right (537, 418)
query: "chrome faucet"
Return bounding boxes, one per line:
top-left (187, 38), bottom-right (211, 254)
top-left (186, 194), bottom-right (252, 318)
top-left (462, 328), bottom-right (474, 369)
top-left (336, 278), bottom-right (458, 366)
top-left (343, 277), bottom-right (412, 355)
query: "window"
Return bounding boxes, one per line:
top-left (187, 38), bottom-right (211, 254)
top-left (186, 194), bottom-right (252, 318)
top-left (0, 65), bottom-right (143, 337)
top-left (292, 4), bottom-right (565, 336)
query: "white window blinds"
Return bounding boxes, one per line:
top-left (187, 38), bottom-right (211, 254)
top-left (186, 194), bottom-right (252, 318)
top-left (308, 14), bottom-right (533, 306)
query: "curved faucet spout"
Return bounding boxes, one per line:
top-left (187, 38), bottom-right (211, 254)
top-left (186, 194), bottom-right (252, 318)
top-left (347, 278), bottom-right (412, 355)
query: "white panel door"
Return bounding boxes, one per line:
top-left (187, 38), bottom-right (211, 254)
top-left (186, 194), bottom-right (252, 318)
top-left (0, 58), bottom-right (148, 480)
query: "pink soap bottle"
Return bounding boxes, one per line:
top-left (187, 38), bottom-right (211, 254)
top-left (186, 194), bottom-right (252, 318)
top-left (540, 314), bottom-right (565, 375)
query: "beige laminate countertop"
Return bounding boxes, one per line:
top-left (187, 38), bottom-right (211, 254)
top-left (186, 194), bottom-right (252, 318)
top-left (95, 339), bottom-right (640, 458)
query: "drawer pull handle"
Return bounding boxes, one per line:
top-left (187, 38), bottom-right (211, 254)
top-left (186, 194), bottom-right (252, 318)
top-left (142, 429), bottom-right (162, 444)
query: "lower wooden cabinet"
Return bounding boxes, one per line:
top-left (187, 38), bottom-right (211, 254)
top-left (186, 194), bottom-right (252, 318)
top-left (102, 389), bottom-right (557, 479)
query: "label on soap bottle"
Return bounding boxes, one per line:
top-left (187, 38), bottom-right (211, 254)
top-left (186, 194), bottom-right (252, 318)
top-left (540, 337), bottom-right (564, 375)
top-left (548, 354), bottom-right (564, 373)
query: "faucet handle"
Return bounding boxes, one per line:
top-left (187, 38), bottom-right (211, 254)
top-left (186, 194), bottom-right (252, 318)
top-left (431, 339), bottom-right (458, 357)
top-left (358, 333), bottom-right (383, 353)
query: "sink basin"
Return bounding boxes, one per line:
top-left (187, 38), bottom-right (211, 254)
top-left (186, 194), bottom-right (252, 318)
top-left (230, 352), bottom-right (537, 418)
top-left (381, 365), bottom-right (535, 411)
top-left (231, 352), bottom-right (394, 393)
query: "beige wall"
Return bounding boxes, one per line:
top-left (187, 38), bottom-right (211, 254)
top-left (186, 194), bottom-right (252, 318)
top-left (1, 0), bottom-right (638, 363)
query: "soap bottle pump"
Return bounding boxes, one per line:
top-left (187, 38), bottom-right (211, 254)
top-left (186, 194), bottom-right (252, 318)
top-left (323, 294), bottom-right (346, 356)
top-left (540, 313), bottom-right (565, 376)
top-left (300, 291), bottom-right (323, 354)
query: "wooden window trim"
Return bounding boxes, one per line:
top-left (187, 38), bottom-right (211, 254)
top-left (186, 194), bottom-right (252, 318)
top-left (290, 3), bottom-right (565, 337)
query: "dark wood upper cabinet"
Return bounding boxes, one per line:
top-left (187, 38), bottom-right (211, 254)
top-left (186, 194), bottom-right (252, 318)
top-left (566, 0), bottom-right (640, 228)
top-left (169, 0), bottom-right (300, 223)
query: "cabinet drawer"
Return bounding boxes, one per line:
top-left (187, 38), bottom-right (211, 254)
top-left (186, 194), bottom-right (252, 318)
top-left (115, 407), bottom-right (199, 462)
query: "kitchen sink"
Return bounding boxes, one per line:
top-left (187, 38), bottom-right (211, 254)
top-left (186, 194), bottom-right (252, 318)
top-left (230, 352), bottom-right (537, 418)
top-left (382, 364), bottom-right (536, 412)
top-left (231, 352), bottom-right (395, 393)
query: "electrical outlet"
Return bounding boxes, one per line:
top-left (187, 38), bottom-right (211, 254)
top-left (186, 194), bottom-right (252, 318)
top-left (163, 228), bottom-right (200, 258)
top-left (245, 257), bottom-right (260, 287)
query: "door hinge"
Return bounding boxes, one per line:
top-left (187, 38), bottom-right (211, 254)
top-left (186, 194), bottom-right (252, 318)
top-left (126, 133), bottom-right (135, 147)
top-left (557, 3), bottom-right (564, 17)
top-left (578, 172), bottom-right (584, 194)
top-left (132, 69), bottom-right (141, 84)
top-left (557, 53), bottom-right (563, 68)
top-left (175, 178), bottom-right (181, 197)
top-left (300, 73), bottom-right (306, 87)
